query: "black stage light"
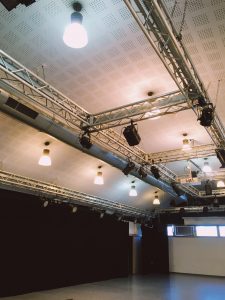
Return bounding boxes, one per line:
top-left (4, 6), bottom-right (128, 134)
top-left (150, 165), bottom-right (160, 179)
top-left (123, 121), bottom-right (141, 146)
top-left (171, 182), bottom-right (183, 196)
top-left (197, 96), bottom-right (207, 107)
top-left (203, 206), bottom-right (208, 213)
top-left (122, 161), bottom-right (135, 175)
top-left (198, 104), bottom-right (214, 127)
top-left (0, 0), bottom-right (35, 11)
top-left (138, 166), bottom-right (147, 178)
top-left (215, 148), bottom-right (225, 168)
top-left (79, 131), bottom-right (92, 149)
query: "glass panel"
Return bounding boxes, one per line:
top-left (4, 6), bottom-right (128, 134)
top-left (196, 226), bottom-right (217, 237)
top-left (167, 225), bottom-right (174, 236)
top-left (219, 226), bottom-right (225, 237)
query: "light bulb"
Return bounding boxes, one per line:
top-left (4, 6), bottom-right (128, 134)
top-left (217, 180), bottom-right (225, 188)
top-left (182, 138), bottom-right (192, 151)
top-left (202, 161), bottom-right (212, 173)
top-left (129, 185), bottom-right (137, 197)
top-left (38, 149), bottom-right (51, 166)
top-left (94, 171), bottom-right (104, 185)
top-left (63, 22), bottom-right (88, 48)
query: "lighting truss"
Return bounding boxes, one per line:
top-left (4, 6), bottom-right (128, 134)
top-left (0, 169), bottom-right (152, 219)
top-left (149, 144), bottom-right (216, 164)
top-left (123, 0), bottom-right (225, 148)
top-left (89, 90), bottom-right (189, 131)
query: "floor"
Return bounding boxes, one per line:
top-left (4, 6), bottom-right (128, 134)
top-left (2, 274), bottom-right (225, 300)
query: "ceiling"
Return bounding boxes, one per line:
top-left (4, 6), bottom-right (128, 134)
top-left (0, 0), bottom-right (225, 209)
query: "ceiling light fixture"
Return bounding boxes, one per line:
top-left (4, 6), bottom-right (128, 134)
top-left (38, 142), bottom-right (51, 166)
top-left (129, 181), bottom-right (137, 197)
top-left (123, 120), bottom-right (141, 146)
top-left (153, 191), bottom-right (160, 205)
top-left (217, 180), bottom-right (225, 188)
top-left (138, 165), bottom-right (147, 178)
top-left (94, 166), bottom-right (104, 185)
top-left (202, 158), bottom-right (212, 173)
top-left (122, 161), bottom-right (135, 176)
top-left (63, 2), bottom-right (88, 49)
top-left (182, 133), bottom-right (192, 151)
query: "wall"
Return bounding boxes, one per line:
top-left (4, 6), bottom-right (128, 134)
top-left (169, 237), bottom-right (225, 276)
top-left (0, 188), bottom-right (129, 297)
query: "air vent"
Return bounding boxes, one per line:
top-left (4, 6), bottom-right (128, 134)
top-left (175, 226), bottom-right (194, 237)
top-left (5, 97), bottom-right (38, 119)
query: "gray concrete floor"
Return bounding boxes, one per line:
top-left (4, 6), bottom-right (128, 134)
top-left (2, 274), bottom-right (225, 300)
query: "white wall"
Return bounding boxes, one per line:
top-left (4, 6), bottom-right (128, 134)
top-left (169, 237), bottom-right (225, 276)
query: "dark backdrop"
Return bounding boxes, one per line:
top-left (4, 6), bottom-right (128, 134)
top-left (0, 188), bottom-right (129, 297)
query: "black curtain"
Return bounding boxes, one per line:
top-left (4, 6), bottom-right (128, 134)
top-left (0, 189), bottom-right (129, 297)
top-left (141, 224), bottom-right (169, 274)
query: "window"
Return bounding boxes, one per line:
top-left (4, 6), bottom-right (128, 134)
top-left (195, 226), bottom-right (218, 237)
top-left (219, 226), bottom-right (225, 237)
top-left (167, 225), bottom-right (174, 236)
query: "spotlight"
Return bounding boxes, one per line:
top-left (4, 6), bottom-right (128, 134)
top-left (217, 180), bottom-right (225, 188)
top-left (198, 104), bottom-right (214, 127)
top-left (123, 120), bottom-right (141, 146)
top-left (79, 130), bottom-right (92, 149)
top-left (171, 182), bottom-right (183, 196)
top-left (215, 149), bottom-right (225, 168)
top-left (202, 158), bottom-right (212, 173)
top-left (138, 166), bottom-right (147, 178)
top-left (122, 161), bottom-right (135, 175)
top-left (63, 2), bottom-right (88, 49)
top-left (197, 96), bottom-right (207, 107)
top-left (150, 165), bottom-right (160, 179)
top-left (38, 141), bottom-right (51, 166)
top-left (182, 133), bottom-right (192, 151)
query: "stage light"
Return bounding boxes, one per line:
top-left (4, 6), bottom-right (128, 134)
top-left (215, 149), bottom-right (225, 168)
top-left (122, 161), bottom-right (135, 175)
top-left (150, 165), bottom-right (160, 179)
top-left (202, 158), bottom-right (212, 173)
top-left (123, 120), bottom-right (141, 146)
top-left (138, 166), bottom-right (147, 178)
top-left (198, 104), bottom-right (214, 127)
top-left (63, 2), bottom-right (88, 49)
top-left (94, 166), bottom-right (104, 185)
top-left (79, 130), bottom-right (92, 149)
top-left (153, 191), bottom-right (160, 205)
top-left (38, 142), bottom-right (51, 166)
top-left (171, 182), bottom-right (183, 196)
top-left (129, 181), bottom-right (137, 197)
top-left (205, 180), bottom-right (212, 195)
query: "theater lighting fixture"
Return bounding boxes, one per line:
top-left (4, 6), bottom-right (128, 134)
top-left (198, 104), bottom-right (214, 127)
top-left (123, 120), bottom-right (141, 146)
top-left (0, 0), bottom-right (36, 11)
top-left (182, 133), bottom-right (192, 151)
top-left (217, 180), bottom-right (225, 188)
top-left (150, 165), bottom-right (160, 179)
top-left (129, 181), bottom-right (137, 197)
top-left (215, 149), bottom-right (225, 168)
top-left (79, 130), bottom-right (92, 149)
top-left (122, 161), bottom-right (135, 176)
top-left (38, 142), bottom-right (51, 166)
top-left (138, 166), bottom-right (147, 178)
top-left (94, 166), bottom-right (104, 185)
top-left (202, 158), bottom-right (212, 173)
top-left (153, 191), bottom-right (160, 205)
top-left (63, 2), bottom-right (88, 49)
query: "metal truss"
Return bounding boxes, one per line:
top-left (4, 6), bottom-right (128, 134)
top-left (199, 189), bottom-right (225, 197)
top-left (148, 144), bottom-right (216, 164)
top-left (123, 0), bottom-right (225, 148)
top-left (0, 50), bottom-right (184, 192)
top-left (89, 90), bottom-right (190, 131)
top-left (0, 169), bottom-right (152, 219)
